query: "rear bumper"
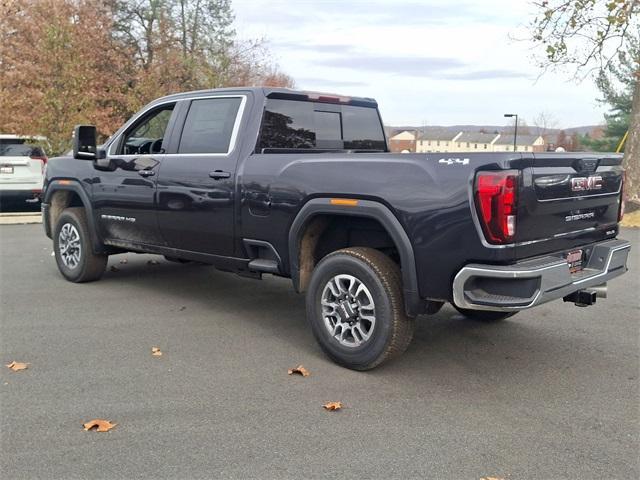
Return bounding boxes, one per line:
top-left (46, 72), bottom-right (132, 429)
top-left (452, 238), bottom-right (631, 311)
top-left (0, 189), bottom-right (41, 199)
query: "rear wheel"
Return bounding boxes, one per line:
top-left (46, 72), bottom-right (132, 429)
top-left (306, 247), bottom-right (414, 371)
top-left (453, 305), bottom-right (516, 322)
top-left (53, 207), bottom-right (107, 283)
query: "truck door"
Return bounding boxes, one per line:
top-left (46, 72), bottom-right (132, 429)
top-left (156, 95), bottom-right (247, 257)
top-left (93, 102), bottom-right (177, 245)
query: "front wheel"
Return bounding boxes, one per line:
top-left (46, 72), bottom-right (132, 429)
top-left (306, 247), bottom-right (414, 371)
top-left (453, 305), bottom-right (516, 322)
top-left (53, 207), bottom-right (107, 283)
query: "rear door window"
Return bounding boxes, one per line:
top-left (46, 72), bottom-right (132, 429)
top-left (257, 99), bottom-right (386, 152)
top-left (178, 97), bottom-right (243, 154)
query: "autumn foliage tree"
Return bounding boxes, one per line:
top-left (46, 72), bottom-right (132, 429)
top-left (0, 0), bottom-right (294, 154)
top-left (530, 0), bottom-right (640, 205)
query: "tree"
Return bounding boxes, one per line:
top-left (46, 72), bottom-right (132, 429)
top-left (582, 43), bottom-right (637, 152)
top-left (0, 0), bottom-right (294, 155)
top-left (0, 0), bottom-right (130, 154)
top-left (530, 0), bottom-right (640, 205)
top-left (533, 111), bottom-right (559, 137)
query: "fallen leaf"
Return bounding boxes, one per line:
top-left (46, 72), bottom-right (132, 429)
top-left (6, 361), bottom-right (29, 371)
top-left (119, 258), bottom-right (128, 264)
top-left (323, 401), bottom-right (342, 411)
top-left (147, 259), bottom-right (159, 265)
top-left (288, 365), bottom-right (310, 377)
top-left (83, 419), bottom-right (117, 432)
top-left (110, 266), bottom-right (119, 272)
top-left (151, 347), bottom-right (162, 356)
top-left (179, 306), bottom-right (186, 311)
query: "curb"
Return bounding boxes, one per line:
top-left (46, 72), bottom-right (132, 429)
top-left (0, 213), bottom-right (42, 225)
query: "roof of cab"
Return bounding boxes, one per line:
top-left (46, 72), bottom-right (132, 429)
top-left (149, 87), bottom-right (378, 107)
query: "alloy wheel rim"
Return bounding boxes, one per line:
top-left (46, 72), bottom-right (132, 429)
top-left (321, 274), bottom-right (376, 348)
top-left (58, 223), bottom-right (82, 269)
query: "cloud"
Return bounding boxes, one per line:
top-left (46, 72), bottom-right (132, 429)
top-left (268, 41), bottom-right (357, 55)
top-left (442, 69), bottom-right (531, 81)
top-left (310, 52), bottom-right (528, 81)
top-left (317, 55), bottom-right (466, 76)
top-left (295, 77), bottom-right (369, 89)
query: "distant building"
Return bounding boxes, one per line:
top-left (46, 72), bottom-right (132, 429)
top-left (493, 134), bottom-right (545, 152)
top-left (415, 130), bottom-right (544, 153)
top-left (416, 130), bottom-right (462, 153)
top-left (388, 130), bottom-right (417, 153)
top-left (449, 132), bottom-right (500, 153)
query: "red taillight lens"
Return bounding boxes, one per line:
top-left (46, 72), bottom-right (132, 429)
top-left (618, 172), bottom-right (626, 222)
top-left (475, 170), bottom-right (519, 244)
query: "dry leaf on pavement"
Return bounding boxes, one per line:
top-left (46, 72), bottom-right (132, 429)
top-left (288, 365), bottom-right (310, 377)
top-left (6, 361), bottom-right (29, 371)
top-left (323, 402), bottom-right (342, 411)
top-left (83, 419), bottom-right (117, 432)
top-left (151, 347), bottom-right (162, 356)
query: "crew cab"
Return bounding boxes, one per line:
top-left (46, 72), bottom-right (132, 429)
top-left (42, 88), bottom-right (630, 370)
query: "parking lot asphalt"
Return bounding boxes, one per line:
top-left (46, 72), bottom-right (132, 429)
top-left (1, 224), bottom-right (638, 480)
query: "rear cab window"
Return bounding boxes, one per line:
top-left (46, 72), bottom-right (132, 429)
top-left (257, 98), bottom-right (387, 152)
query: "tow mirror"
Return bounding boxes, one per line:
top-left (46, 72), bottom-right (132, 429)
top-left (73, 125), bottom-right (98, 160)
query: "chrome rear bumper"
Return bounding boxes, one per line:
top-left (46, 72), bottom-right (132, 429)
top-left (452, 239), bottom-right (631, 311)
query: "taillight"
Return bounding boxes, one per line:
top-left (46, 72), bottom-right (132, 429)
top-left (618, 172), bottom-right (626, 222)
top-left (31, 155), bottom-right (48, 174)
top-left (474, 170), bottom-right (519, 244)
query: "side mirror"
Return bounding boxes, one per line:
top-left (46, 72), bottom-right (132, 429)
top-left (73, 125), bottom-right (97, 160)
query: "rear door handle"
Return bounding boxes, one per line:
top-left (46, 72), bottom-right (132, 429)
top-left (138, 170), bottom-right (155, 177)
top-left (209, 170), bottom-right (231, 180)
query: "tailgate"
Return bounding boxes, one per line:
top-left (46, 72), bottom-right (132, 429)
top-left (516, 153), bottom-right (623, 258)
top-left (0, 156), bottom-right (43, 186)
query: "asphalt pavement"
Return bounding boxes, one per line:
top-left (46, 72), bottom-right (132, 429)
top-left (1, 224), bottom-right (638, 480)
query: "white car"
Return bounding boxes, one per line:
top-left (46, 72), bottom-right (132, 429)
top-left (0, 134), bottom-right (48, 208)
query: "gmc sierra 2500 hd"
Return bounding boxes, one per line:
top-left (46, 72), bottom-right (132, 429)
top-left (42, 87), bottom-right (630, 370)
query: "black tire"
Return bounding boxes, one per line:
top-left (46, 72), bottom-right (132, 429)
top-left (53, 207), bottom-right (107, 283)
top-left (306, 247), bottom-right (414, 371)
top-left (453, 305), bottom-right (516, 322)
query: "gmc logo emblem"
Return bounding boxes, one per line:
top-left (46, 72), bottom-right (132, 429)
top-left (571, 175), bottom-right (603, 192)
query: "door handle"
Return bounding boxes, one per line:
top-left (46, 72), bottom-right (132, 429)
top-left (138, 169), bottom-right (155, 177)
top-left (209, 170), bottom-right (231, 180)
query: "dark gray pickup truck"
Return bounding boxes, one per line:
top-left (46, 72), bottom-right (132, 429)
top-left (42, 87), bottom-right (630, 370)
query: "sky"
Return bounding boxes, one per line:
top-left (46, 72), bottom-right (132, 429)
top-left (232, 0), bottom-right (608, 128)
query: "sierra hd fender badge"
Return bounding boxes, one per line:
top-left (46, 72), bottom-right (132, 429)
top-left (565, 212), bottom-right (595, 222)
top-left (101, 214), bottom-right (136, 223)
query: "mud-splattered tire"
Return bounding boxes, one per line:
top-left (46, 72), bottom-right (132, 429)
top-left (306, 247), bottom-right (414, 371)
top-left (453, 305), bottom-right (516, 322)
top-left (53, 207), bottom-right (107, 283)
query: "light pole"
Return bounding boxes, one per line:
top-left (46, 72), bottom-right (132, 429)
top-left (504, 113), bottom-right (518, 151)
